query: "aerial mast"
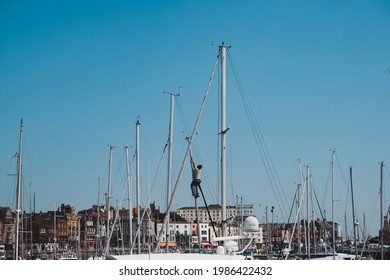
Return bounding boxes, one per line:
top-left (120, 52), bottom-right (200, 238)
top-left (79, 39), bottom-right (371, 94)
top-left (380, 161), bottom-right (384, 260)
top-left (331, 149), bottom-right (336, 260)
top-left (125, 146), bottom-right (133, 254)
top-left (15, 118), bottom-right (23, 260)
top-left (105, 146), bottom-right (113, 256)
top-left (136, 119), bottom-right (141, 254)
top-left (164, 91), bottom-right (179, 253)
top-left (350, 166), bottom-right (358, 259)
top-left (220, 43), bottom-right (229, 238)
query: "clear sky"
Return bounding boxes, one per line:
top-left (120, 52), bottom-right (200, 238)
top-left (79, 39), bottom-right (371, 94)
top-left (1, 0), bottom-right (389, 238)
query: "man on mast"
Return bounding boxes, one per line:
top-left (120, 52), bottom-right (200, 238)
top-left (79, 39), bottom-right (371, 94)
top-left (189, 147), bottom-right (202, 198)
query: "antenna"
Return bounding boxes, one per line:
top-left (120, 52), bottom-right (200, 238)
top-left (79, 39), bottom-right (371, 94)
top-left (229, 25), bottom-right (232, 46)
top-left (163, 90), bottom-right (180, 97)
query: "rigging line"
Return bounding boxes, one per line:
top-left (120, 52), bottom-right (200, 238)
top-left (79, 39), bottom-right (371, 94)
top-left (131, 143), bottom-right (168, 251)
top-left (175, 98), bottom-right (192, 136)
top-left (141, 143), bottom-right (168, 209)
top-left (334, 153), bottom-right (351, 215)
top-left (110, 142), bottom-right (166, 254)
top-left (104, 173), bottom-right (129, 256)
top-left (365, 191), bottom-right (380, 239)
top-left (227, 50), bottom-right (288, 211)
top-left (280, 187), bottom-right (297, 254)
top-left (154, 52), bottom-right (220, 253)
top-left (311, 176), bottom-right (326, 221)
top-left (112, 147), bottom-right (127, 193)
top-left (385, 164), bottom-right (390, 180)
top-left (321, 157), bottom-right (332, 210)
top-left (286, 181), bottom-right (307, 255)
top-left (227, 50), bottom-right (289, 220)
top-left (139, 125), bottom-right (159, 169)
top-left (385, 164), bottom-right (389, 200)
top-left (228, 133), bottom-right (235, 203)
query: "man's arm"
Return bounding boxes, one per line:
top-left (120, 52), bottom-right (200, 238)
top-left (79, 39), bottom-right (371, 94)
top-left (189, 146), bottom-right (195, 168)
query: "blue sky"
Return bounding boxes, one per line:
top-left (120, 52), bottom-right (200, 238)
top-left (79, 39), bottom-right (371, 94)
top-left (1, 0), bottom-right (390, 238)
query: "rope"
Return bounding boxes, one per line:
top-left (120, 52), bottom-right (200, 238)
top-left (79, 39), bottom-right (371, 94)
top-left (132, 142), bottom-right (168, 252)
top-left (227, 50), bottom-right (289, 220)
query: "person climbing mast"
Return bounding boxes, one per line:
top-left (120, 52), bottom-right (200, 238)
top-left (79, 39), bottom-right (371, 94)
top-left (189, 147), bottom-right (202, 198)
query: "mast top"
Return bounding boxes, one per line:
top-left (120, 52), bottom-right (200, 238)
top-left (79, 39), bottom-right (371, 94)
top-left (163, 90), bottom-right (180, 97)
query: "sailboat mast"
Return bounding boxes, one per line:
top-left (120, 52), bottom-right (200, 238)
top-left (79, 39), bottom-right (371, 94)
top-left (350, 166), bottom-right (357, 259)
top-left (105, 145), bottom-right (113, 256)
top-left (15, 118), bottom-right (23, 260)
top-left (220, 43), bottom-right (228, 238)
top-left (331, 150), bottom-right (336, 260)
top-left (125, 146), bottom-right (133, 254)
top-left (136, 120), bottom-right (141, 254)
top-left (380, 161), bottom-right (384, 260)
top-left (97, 177), bottom-right (101, 256)
top-left (306, 165), bottom-right (310, 258)
top-left (297, 160), bottom-right (303, 255)
top-left (165, 91), bottom-right (178, 253)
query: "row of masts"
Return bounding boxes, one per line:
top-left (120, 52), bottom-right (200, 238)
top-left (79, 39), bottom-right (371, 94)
top-left (11, 44), bottom-right (386, 259)
top-left (101, 44), bottom-right (231, 256)
top-left (293, 152), bottom-right (385, 260)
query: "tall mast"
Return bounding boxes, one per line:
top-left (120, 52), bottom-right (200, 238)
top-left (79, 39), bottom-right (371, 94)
top-left (136, 120), bottom-right (141, 254)
top-left (331, 149), bottom-right (336, 260)
top-left (220, 43), bottom-right (229, 238)
top-left (105, 145), bottom-right (113, 256)
top-left (306, 165), bottom-right (310, 258)
top-left (164, 91), bottom-right (179, 253)
top-left (125, 146), bottom-right (133, 254)
top-left (297, 160), bottom-right (303, 255)
top-left (380, 161), bottom-right (384, 260)
top-left (54, 200), bottom-right (57, 258)
top-left (350, 166), bottom-right (357, 259)
top-left (97, 177), bottom-right (101, 256)
top-left (310, 172), bottom-right (316, 254)
top-left (15, 118), bottom-right (23, 260)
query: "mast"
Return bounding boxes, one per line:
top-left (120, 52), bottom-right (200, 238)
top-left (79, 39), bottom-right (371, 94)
top-left (220, 43), bottom-right (229, 238)
top-left (297, 160), bottom-right (303, 255)
top-left (136, 120), bottom-right (141, 254)
top-left (97, 177), bottom-right (101, 256)
top-left (350, 166), bottom-right (357, 259)
top-left (306, 165), bottom-right (310, 258)
top-left (125, 146), bottom-right (133, 254)
top-left (105, 146), bottom-right (113, 256)
top-left (331, 150), bottom-right (336, 260)
top-left (54, 200), bottom-right (57, 259)
top-left (344, 212), bottom-right (348, 241)
top-left (310, 172), bottom-right (316, 254)
top-left (164, 91), bottom-right (179, 253)
top-left (15, 118), bottom-right (23, 260)
top-left (380, 161), bottom-right (384, 260)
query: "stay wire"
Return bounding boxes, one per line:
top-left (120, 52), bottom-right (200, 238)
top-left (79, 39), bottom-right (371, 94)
top-left (227, 50), bottom-right (289, 220)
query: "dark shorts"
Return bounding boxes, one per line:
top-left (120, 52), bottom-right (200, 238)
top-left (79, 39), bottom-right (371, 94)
top-left (191, 179), bottom-right (201, 187)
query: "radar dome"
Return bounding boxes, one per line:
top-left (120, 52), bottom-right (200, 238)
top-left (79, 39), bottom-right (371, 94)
top-left (243, 216), bottom-right (259, 232)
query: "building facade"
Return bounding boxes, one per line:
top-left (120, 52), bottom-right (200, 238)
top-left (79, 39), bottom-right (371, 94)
top-left (176, 204), bottom-right (254, 225)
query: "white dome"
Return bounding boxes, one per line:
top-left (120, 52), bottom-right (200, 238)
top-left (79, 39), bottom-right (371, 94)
top-left (216, 246), bottom-right (225, 255)
top-left (243, 216), bottom-right (259, 232)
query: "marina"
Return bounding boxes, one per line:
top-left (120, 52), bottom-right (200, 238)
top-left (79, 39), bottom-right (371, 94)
top-left (1, 44), bottom-right (389, 260)
top-left (1, 1), bottom-right (390, 265)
